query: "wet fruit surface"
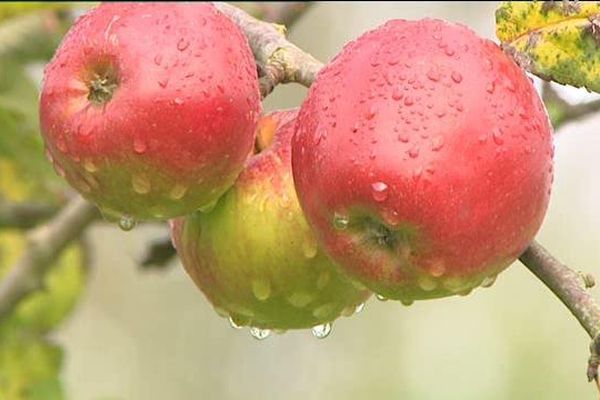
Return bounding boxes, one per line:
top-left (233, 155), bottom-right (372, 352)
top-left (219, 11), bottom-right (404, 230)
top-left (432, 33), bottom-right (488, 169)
top-left (171, 110), bottom-right (369, 331)
top-left (39, 3), bottom-right (261, 221)
top-left (292, 19), bottom-right (554, 301)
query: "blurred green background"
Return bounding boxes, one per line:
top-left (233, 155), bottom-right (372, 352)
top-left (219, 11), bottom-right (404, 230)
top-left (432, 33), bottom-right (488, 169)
top-left (0, 1), bottom-right (599, 399)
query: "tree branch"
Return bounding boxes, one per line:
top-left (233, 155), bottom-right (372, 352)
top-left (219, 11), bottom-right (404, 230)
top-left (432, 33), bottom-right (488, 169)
top-left (520, 241), bottom-right (600, 384)
top-left (542, 81), bottom-right (600, 130)
top-left (0, 201), bottom-right (58, 229)
top-left (215, 2), bottom-right (324, 97)
top-left (0, 196), bottom-right (99, 321)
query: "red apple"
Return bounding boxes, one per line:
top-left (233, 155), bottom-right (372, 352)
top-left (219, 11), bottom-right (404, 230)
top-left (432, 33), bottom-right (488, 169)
top-left (171, 110), bottom-right (370, 336)
top-left (39, 2), bottom-right (261, 222)
top-left (291, 19), bottom-right (553, 302)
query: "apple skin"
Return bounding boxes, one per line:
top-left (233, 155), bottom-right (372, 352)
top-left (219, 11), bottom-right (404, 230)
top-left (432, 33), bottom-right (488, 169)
top-left (171, 110), bottom-right (370, 330)
top-left (291, 19), bottom-right (554, 302)
top-left (39, 3), bottom-right (261, 221)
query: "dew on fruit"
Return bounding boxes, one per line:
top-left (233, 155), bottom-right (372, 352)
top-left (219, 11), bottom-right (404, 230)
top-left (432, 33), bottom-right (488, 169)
top-left (480, 275), bottom-right (497, 288)
top-left (426, 67), bottom-right (440, 82)
top-left (376, 294), bottom-right (388, 302)
top-left (169, 183), bottom-right (188, 200)
top-left (158, 77), bottom-right (169, 88)
top-left (250, 327), bottom-right (271, 340)
top-left (492, 127), bottom-right (504, 145)
top-left (333, 213), bottom-right (350, 230)
top-left (252, 279), bottom-right (271, 301)
top-left (400, 299), bottom-right (414, 306)
top-left (118, 215), bottom-right (137, 231)
top-left (302, 235), bottom-right (318, 259)
top-left (132, 173), bottom-right (151, 194)
top-left (392, 87), bottom-right (403, 101)
top-left (83, 159), bottom-right (98, 173)
top-left (311, 323), bottom-right (332, 339)
top-left (418, 276), bottom-right (437, 291)
top-left (153, 54), bottom-right (163, 66)
top-left (431, 136), bottom-right (444, 151)
top-left (132, 137), bottom-right (147, 154)
top-left (229, 317), bottom-right (244, 329)
top-left (355, 302), bottom-right (365, 313)
top-left (177, 37), bottom-right (190, 51)
top-left (316, 271), bottom-right (331, 290)
top-left (371, 181), bottom-right (389, 202)
top-left (429, 262), bottom-right (446, 278)
top-left (365, 105), bottom-right (377, 120)
top-left (403, 96), bottom-right (414, 106)
top-left (408, 146), bottom-right (420, 158)
top-left (198, 199), bottom-right (218, 213)
top-left (312, 303), bottom-right (335, 320)
top-left (486, 82), bottom-right (495, 94)
top-left (287, 291), bottom-right (313, 308)
top-left (397, 132), bottom-right (409, 143)
top-left (451, 71), bottom-right (463, 83)
top-left (174, 97), bottom-right (184, 105)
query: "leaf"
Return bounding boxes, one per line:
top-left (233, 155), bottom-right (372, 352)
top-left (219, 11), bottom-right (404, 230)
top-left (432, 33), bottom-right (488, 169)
top-left (0, 160), bottom-right (87, 334)
top-left (496, 1), bottom-right (600, 92)
top-left (0, 59), bottom-right (64, 196)
top-left (0, 330), bottom-right (64, 400)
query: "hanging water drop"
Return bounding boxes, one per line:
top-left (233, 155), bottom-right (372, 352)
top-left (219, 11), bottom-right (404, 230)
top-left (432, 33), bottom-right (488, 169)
top-left (118, 215), bottom-right (137, 231)
top-left (355, 302), bottom-right (365, 313)
top-left (311, 323), bottom-right (332, 339)
top-left (400, 299), bottom-right (414, 306)
top-left (229, 317), bottom-right (244, 329)
top-left (376, 294), bottom-right (388, 302)
top-left (249, 327), bottom-right (271, 340)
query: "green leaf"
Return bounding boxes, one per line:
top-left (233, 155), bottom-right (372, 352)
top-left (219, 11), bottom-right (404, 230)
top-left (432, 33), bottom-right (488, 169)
top-left (496, 1), bottom-right (600, 92)
top-left (0, 330), bottom-right (64, 400)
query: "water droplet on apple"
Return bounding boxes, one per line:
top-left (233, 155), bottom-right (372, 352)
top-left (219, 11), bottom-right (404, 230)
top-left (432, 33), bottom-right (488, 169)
top-left (371, 181), bottom-right (389, 202)
top-left (403, 96), bottom-right (414, 106)
top-left (252, 279), bottom-right (271, 301)
top-left (198, 199), bottom-right (218, 213)
top-left (426, 67), bottom-right (440, 82)
top-left (118, 215), bottom-right (137, 231)
top-left (355, 302), bottom-right (365, 313)
top-left (492, 127), bottom-right (504, 145)
top-left (392, 88), bottom-right (404, 101)
top-left (397, 132), bottom-right (410, 143)
top-left (429, 262), bottom-right (446, 277)
top-left (169, 183), bottom-right (188, 200)
top-left (173, 97), bottom-right (184, 105)
top-left (376, 294), bottom-right (388, 302)
top-left (177, 37), bottom-right (189, 51)
top-left (153, 54), bottom-right (163, 66)
top-left (131, 173), bottom-right (151, 194)
top-left (250, 327), bottom-right (271, 340)
top-left (408, 146), bottom-right (420, 158)
top-left (480, 275), bottom-right (497, 288)
top-left (311, 323), bottom-right (332, 339)
top-left (158, 77), bottom-right (169, 88)
top-left (418, 276), bottom-right (437, 291)
top-left (431, 136), bottom-right (444, 151)
top-left (229, 317), bottom-right (244, 329)
top-left (400, 299), bottom-right (414, 306)
top-left (451, 71), bottom-right (463, 83)
top-left (132, 137), bottom-right (147, 154)
top-left (312, 303), bottom-right (335, 319)
top-left (444, 47), bottom-right (455, 56)
top-left (486, 82), bottom-right (495, 93)
top-left (83, 159), bottom-right (97, 173)
top-left (316, 271), bottom-right (331, 290)
top-left (333, 213), bottom-right (349, 230)
top-left (365, 105), bottom-right (377, 120)
top-left (287, 292), bottom-right (313, 308)
top-left (302, 236), bottom-right (318, 259)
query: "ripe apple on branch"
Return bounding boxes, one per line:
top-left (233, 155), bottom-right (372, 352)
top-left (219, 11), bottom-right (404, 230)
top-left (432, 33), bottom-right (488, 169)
top-left (0, 1), bottom-right (598, 395)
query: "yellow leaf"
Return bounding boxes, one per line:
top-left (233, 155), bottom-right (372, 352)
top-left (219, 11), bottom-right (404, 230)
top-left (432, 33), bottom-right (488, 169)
top-left (496, 1), bottom-right (600, 92)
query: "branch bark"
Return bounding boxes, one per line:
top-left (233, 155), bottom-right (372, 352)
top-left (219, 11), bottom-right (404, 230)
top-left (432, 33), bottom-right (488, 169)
top-left (0, 201), bottom-right (58, 229)
top-left (520, 241), bottom-right (600, 384)
top-left (0, 196), bottom-right (98, 321)
top-left (215, 2), bottom-right (324, 97)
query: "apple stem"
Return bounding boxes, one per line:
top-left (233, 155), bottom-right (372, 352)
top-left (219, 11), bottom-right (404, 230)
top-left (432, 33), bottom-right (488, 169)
top-left (520, 241), bottom-right (600, 386)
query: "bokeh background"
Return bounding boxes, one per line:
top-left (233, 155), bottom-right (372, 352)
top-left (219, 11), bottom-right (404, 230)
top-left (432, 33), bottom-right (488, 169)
top-left (1, 2), bottom-right (599, 399)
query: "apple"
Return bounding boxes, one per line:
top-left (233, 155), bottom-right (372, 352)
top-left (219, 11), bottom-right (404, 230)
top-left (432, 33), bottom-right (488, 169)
top-left (291, 19), bottom-right (554, 302)
top-left (39, 2), bottom-right (261, 222)
top-left (171, 109), bottom-right (370, 336)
